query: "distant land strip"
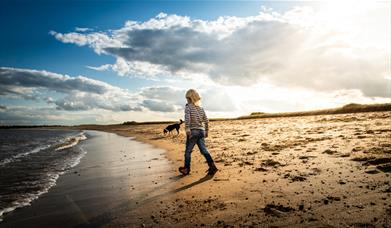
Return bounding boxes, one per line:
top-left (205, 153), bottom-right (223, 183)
top-left (1, 103), bottom-right (390, 129)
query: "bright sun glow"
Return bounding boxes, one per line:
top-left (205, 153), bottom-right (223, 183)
top-left (315, 0), bottom-right (390, 49)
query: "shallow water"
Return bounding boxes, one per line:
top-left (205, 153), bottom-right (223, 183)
top-left (0, 129), bottom-right (86, 221)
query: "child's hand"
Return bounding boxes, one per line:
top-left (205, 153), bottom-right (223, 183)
top-left (186, 130), bottom-right (191, 138)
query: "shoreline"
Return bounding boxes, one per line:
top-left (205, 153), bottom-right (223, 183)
top-left (72, 125), bottom-right (185, 168)
top-left (0, 131), bottom-right (175, 227)
top-left (107, 129), bottom-right (181, 165)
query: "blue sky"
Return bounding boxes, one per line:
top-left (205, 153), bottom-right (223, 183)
top-left (1, 0), bottom-right (390, 125)
top-left (1, 0), bottom-right (280, 88)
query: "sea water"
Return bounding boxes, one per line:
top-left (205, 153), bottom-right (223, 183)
top-left (0, 129), bottom-right (87, 221)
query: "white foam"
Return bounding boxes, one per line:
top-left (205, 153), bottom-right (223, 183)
top-left (65, 147), bottom-right (87, 171)
top-left (55, 132), bottom-right (87, 151)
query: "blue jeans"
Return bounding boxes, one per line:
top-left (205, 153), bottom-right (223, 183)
top-left (184, 129), bottom-right (214, 169)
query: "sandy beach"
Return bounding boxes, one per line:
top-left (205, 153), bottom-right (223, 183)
top-left (1, 111), bottom-right (390, 227)
top-left (85, 111), bottom-right (391, 227)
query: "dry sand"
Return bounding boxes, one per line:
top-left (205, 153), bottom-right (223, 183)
top-left (84, 111), bottom-right (391, 227)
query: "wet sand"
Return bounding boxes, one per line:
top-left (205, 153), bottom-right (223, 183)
top-left (0, 131), bottom-right (174, 227)
top-left (99, 111), bottom-right (391, 227)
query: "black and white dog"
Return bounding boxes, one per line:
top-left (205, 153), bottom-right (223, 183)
top-left (163, 119), bottom-right (183, 135)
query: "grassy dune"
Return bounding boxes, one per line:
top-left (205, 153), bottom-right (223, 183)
top-left (236, 103), bottom-right (391, 120)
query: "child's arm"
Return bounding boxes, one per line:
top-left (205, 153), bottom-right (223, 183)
top-left (202, 108), bottom-right (209, 136)
top-left (184, 104), bottom-right (191, 135)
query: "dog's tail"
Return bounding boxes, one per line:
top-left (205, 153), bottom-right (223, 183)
top-left (179, 119), bottom-right (183, 124)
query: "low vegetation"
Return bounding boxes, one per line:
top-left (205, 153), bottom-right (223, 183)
top-left (237, 103), bottom-right (391, 120)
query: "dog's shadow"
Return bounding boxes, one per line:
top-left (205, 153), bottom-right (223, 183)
top-left (151, 133), bottom-right (181, 140)
top-left (150, 135), bottom-right (165, 140)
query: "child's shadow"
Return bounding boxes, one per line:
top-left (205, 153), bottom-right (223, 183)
top-left (172, 174), bottom-right (213, 193)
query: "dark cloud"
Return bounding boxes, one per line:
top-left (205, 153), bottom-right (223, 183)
top-left (54, 99), bottom-right (90, 111)
top-left (0, 106), bottom-right (98, 125)
top-left (0, 107), bottom-right (53, 125)
top-left (0, 67), bottom-right (109, 94)
top-left (0, 67), bottom-right (140, 112)
top-left (0, 86), bottom-right (39, 100)
top-left (104, 27), bottom-right (219, 72)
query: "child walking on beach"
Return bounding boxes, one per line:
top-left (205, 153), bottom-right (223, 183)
top-left (179, 89), bottom-right (218, 176)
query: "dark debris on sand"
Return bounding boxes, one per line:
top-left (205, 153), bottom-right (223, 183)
top-left (262, 204), bottom-right (295, 217)
top-left (261, 159), bottom-right (284, 168)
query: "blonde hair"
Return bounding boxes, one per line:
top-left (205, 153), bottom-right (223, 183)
top-left (185, 89), bottom-right (201, 106)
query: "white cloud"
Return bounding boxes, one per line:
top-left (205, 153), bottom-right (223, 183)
top-left (140, 86), bottom-right (185, 106)
top-left (49, 30), bottom-right (121, 54)
top-left (141, 99), bottom-right (178, 112)
top-left (138, 86), bottom-right (238, 113)
top-left (200, 88), bottom-right (237, 112)
top-left (226, 85), bottom-right (391, 114)
top-left (75, 27), bottom-right (92, 32)
top-left (86, 64), bottom-right (111, 71)
top-left (50, 31), bottom-right (89, 46)
top-left (111, 58), bottom-right (171, 77)
top-left (51, 3), bottom-right (390, 98)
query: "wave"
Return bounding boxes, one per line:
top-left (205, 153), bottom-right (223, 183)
top-left (0, 131), bottom-right (88, 222)
top-left (55, 132), bottom-right (87, 151)
top-left (0, 144), bottom-right (51, 167)
top-left (0, 146), bottom-right (88, 222)
top-left (0, 173), bottom-right (59, 221)
top-left (0, 131), bottom-right (87, 167)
